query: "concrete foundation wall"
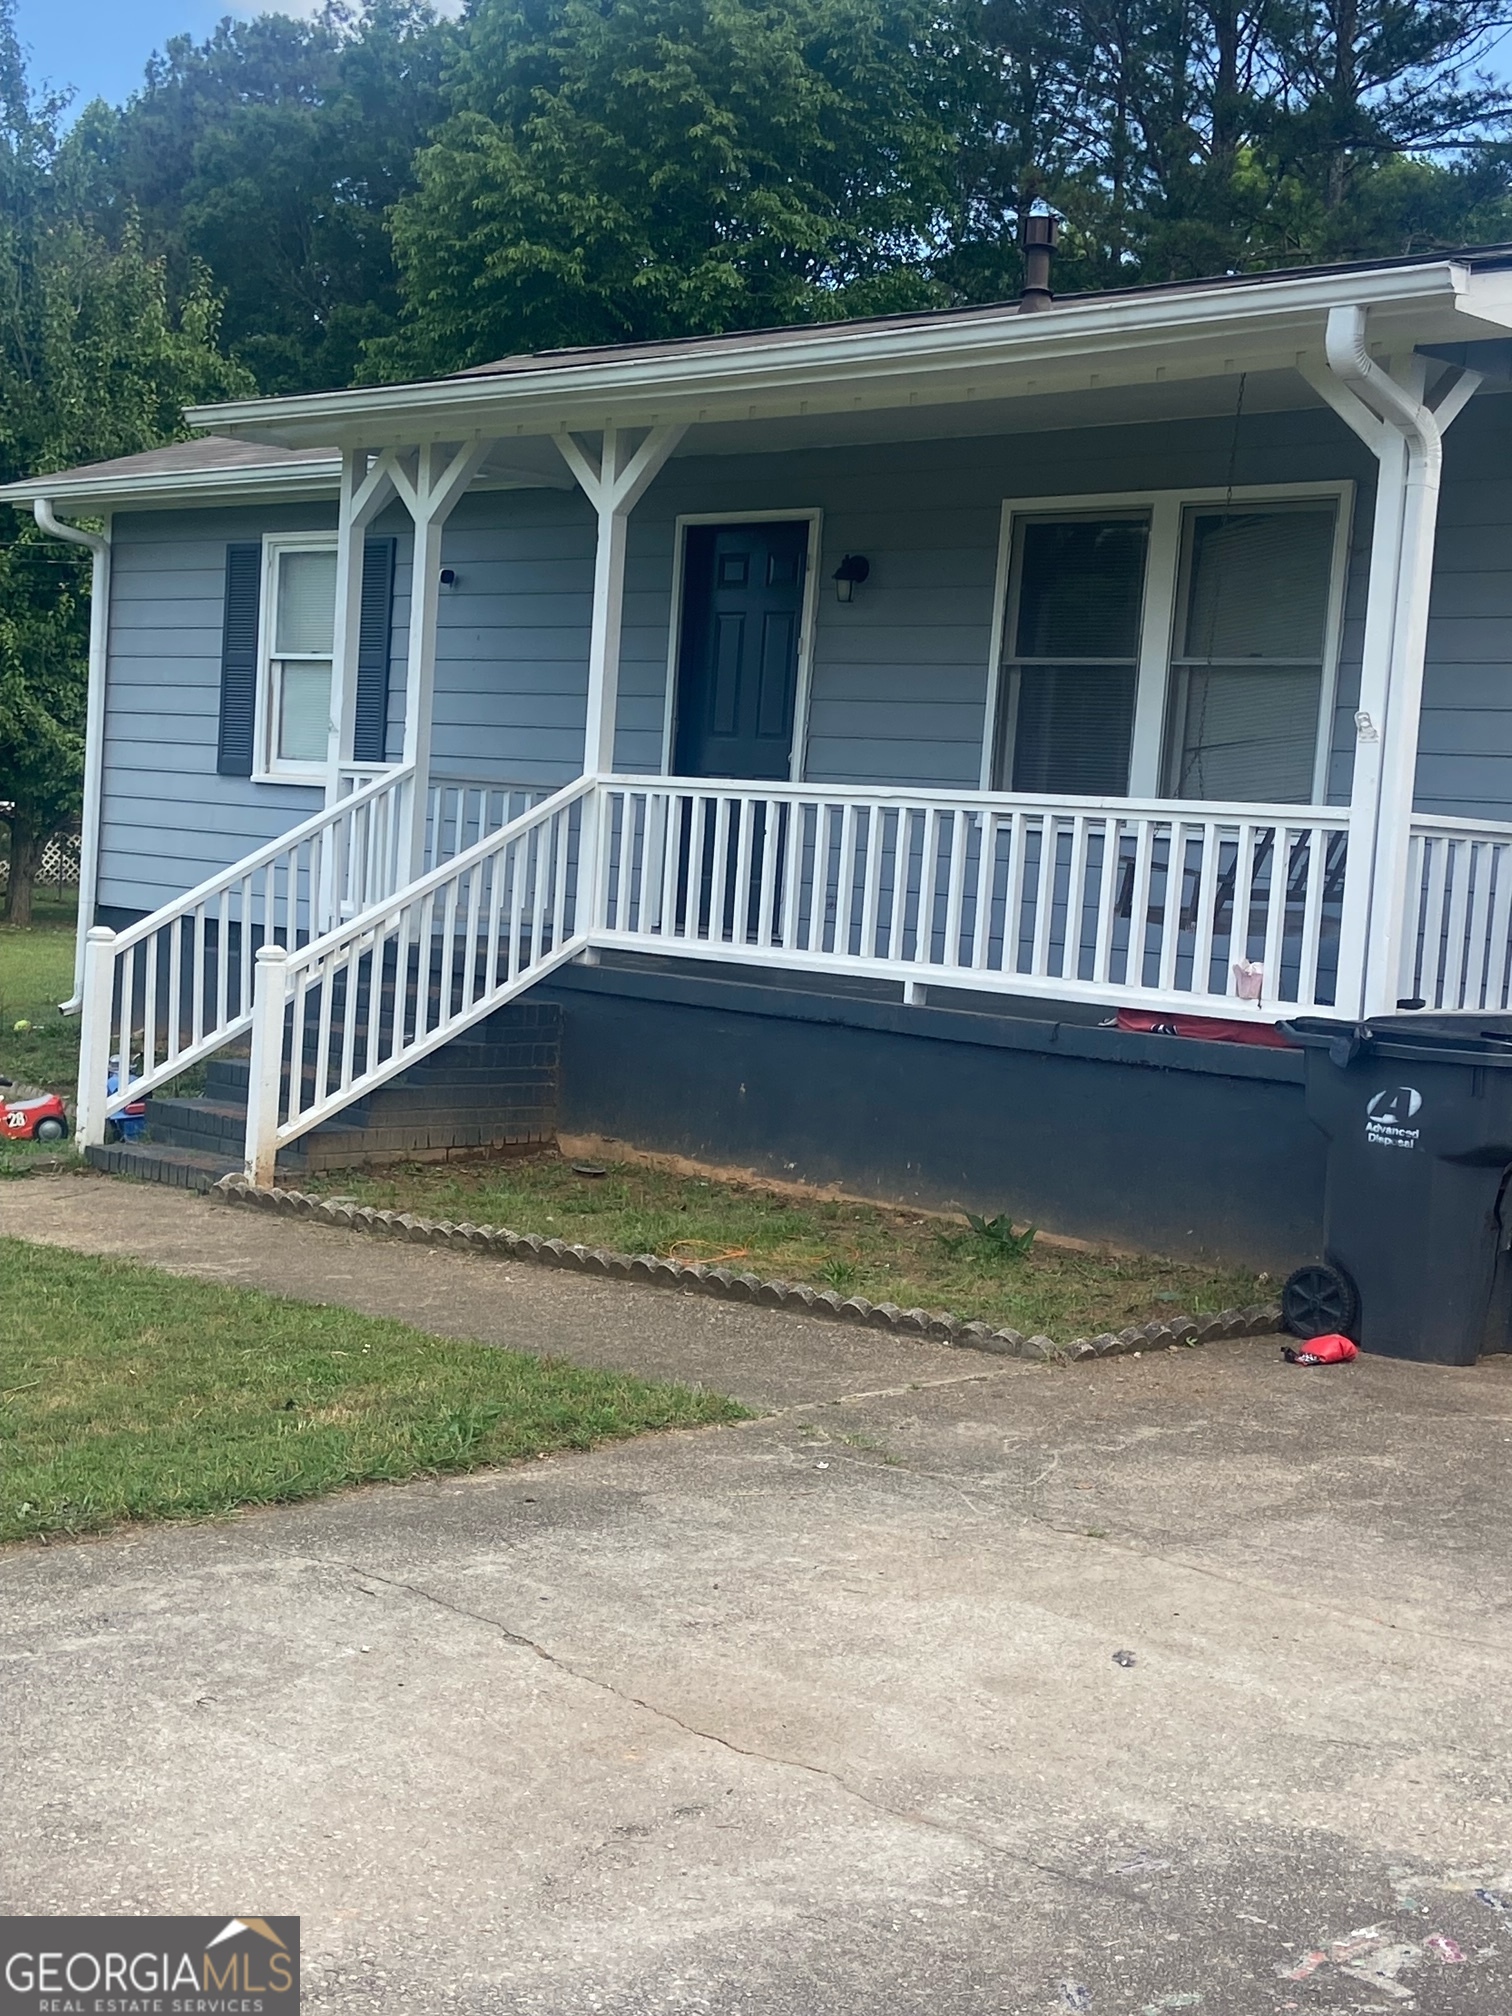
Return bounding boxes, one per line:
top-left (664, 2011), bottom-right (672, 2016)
top-left (541, 962), bottom-right (1325, 1273)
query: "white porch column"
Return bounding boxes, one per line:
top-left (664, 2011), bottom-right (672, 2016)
top-left (556, 423), bottom-right (687, 775)
top-left (325, 447), bottom-right (399, 806)
top-left (1305, 309), bottom-right (1481, 1020)
top-left (384, 440), bottom-right (491, 880)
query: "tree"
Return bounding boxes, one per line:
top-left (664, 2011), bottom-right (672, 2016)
top-left (377, 0), bottom-right (968, 377)
top-left (948, 0), bottom-right (1512, 299)
top-left (88, 2), bottom-right (452, 395)
top-left (0, 0), bottom-right (252, 927)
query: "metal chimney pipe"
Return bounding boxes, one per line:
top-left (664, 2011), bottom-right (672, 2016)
top-left (1019, 213), bottom-right (1060, 313)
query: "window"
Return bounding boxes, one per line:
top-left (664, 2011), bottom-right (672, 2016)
top-left (996, 513), bottom-right (1149, 794)
top-left (259, 538), bottom-right (338, 779)
top-left (990, 487), bottom-right (1347, 804)
top-left (1164, 504), bottom-right (1336, 803)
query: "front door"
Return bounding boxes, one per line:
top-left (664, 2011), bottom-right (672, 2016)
top-left (673, 521), bottom-right (808, 779)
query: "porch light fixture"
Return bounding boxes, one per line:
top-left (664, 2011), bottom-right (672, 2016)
top-left (439, 567), bottom-right (458, 588)
top-left (832, 553), bottom-right (870, 602)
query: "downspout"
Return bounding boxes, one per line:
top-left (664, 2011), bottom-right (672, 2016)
top-left (1319, 305), bottom-right (1475, 1020)
top-left (32, 497), bottom-right (111, 1011)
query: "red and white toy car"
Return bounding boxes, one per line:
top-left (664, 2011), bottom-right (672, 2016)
top-left (0, 1077), bottom-right (69, 1143)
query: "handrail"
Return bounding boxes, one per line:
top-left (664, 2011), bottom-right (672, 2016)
top-left (110, 763), bottom-right (414, 955)
top-left (246, 777), bottom-right (593, 1180)
top-left (282, 776), bottom-right (593, 979)
top-left (77, 763), bottom-right (418, 1142)
top-left (597, 775), bottom-right (1354, 824)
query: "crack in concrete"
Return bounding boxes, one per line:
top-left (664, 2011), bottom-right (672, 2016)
top-left (329, 1559), bottom-right (1125, 1904)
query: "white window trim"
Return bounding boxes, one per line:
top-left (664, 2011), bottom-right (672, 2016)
top-left (253, 530), bottom-right (339, 785)
top-left (661, 509), bottom-right (824, 782)
top-left (982, 480), bottom-right (1356, 803)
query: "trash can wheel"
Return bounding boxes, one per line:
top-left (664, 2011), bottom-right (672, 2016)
top-left (1281, 1262), bottom-right (1361, 1341)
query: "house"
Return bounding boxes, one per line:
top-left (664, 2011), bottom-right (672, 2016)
top-left (10, 244), bottom-right (1512, 1269)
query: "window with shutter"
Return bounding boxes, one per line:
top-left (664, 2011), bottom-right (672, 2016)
top-left (352, 537), bottom-right (396, 765)
top-left (216, 543), bottom-right (262, 777)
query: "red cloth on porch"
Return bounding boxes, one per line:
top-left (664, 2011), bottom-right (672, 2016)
top-left (1114, 1008), bottom-right (1296, 1050)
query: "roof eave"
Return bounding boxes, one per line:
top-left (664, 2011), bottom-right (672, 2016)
top-left (0, 455), bottom-right (343, 511)
top-left (184, 259), bottom-right (1495, 450)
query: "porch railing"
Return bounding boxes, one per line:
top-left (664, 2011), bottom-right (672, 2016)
top-left (244, 777), bottom-right (592, 1179)
top-left (80, 764), bottom-right (417, 1134)
top-left (1401, 814), bottom-right (1512, 1013)
top-left (591, 780), bottom-right (1351, 1016)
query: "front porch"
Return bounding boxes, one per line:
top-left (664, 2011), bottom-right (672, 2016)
top-left (64, 261), bottom-right (1512, 1186)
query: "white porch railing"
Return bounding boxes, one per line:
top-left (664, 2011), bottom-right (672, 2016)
top-left (244, 777), bottom-right (592, 1180)
top-left (1401, 814), bottom-right (1512, 1012)
top-left (592, 780), bottom-right (1351, 1017)
top-left (80, 770), bottom-right (1512, 1182)
top-left (80, 764), bottom-right (416, 1133)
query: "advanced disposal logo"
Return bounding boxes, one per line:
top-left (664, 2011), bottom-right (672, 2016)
top-left (1365, 1085), bottom-right (1423, 1150)
top-left (0, 1916), bottom-right (298, 2015)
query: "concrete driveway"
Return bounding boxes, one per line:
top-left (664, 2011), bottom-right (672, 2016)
top-left (4, 1180), bottom-right (1512, 2013)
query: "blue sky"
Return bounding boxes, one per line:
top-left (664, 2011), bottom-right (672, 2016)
top-left (20, 0), bottom-right (1512, 119)
top-left (15, 0), bottom-right (299, 109)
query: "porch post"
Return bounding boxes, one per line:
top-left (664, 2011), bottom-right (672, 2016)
top-left (325, 447), bottom-right (399, 807)
top-left (390, 439), bottom-right (491, 881)
top-left (556, 423), bottom-right (687, 775)
top-left (1305, 309), bottom-right (1481, 1020)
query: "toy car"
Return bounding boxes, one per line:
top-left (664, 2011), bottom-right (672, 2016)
top-left (0, 1077), bottom-right (69, 1143)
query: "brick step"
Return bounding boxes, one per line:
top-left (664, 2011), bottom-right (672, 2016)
top-left (86, 1141), bottom-right (242, 1192)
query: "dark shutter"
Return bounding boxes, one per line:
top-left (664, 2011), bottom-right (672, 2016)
top-left (352, 537), bottom-right (397, 765)
top-left (216, 542), bottom-right (262, 777)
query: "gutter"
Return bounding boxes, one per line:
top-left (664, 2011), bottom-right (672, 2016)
top-left (32, 499), bottom-right (110, 1011)
top-left (182, 260), bottom-right (1482, 444)
top-left (1316, 305), bottom-right (1482, 1017)
top-left (0, 455), bottom-right (341, 512)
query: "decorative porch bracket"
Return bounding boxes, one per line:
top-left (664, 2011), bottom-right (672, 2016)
top-left (325, 439), bottom-right (492, 881)
top-left (1303, 311), bottom-right (1481, 1020)
top-left (555, 423), bottom-right (688, 775)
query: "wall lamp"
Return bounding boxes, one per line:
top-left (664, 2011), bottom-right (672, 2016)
top-left (832, 553), bottom-right (870, 603)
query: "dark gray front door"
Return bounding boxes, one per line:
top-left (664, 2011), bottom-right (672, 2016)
top-left (673, 522), bottom-right (808, 779)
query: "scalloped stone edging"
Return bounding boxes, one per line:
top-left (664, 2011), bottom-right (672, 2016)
top-left (210, 1175), bottom-right (1281, 1363)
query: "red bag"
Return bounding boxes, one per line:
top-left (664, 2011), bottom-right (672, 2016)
top-left (1284, 1333), bottom-right (1358, 1365)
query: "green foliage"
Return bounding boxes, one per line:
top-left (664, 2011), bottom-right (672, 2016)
top-left (961, 1214), bottom-right (1039, 1260)
top-left (92, 1), bottom-right (453, 395)
top-left (0, 0), bottom-right (250, 921)
top-left (376, 0), bottom-right (965, 377)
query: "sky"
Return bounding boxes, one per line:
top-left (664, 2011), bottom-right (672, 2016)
top-left (17, 0), bottom-right (1512, 119)
top-left (15, 0), bottom-right (455, 112)
top-left (16, 0), bottom-right (294, 109)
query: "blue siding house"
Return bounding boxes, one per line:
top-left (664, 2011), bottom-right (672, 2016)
top-left (12, 246), bottom-right (1512, 1265)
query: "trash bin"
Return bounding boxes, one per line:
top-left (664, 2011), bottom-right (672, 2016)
top-left (1282, 1016), bottom-right (1512, 1364)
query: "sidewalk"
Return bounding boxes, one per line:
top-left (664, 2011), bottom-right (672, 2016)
top-left (1, 1172), bottom-right (995, 1411)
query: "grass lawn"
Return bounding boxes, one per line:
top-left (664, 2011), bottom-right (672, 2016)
top-left (0, 1236), bottom-right (745, 1544)
top-left (0, 900), bottom-right (80, 1099)
top-left (301, 1150), bottom-right (1269, 1340)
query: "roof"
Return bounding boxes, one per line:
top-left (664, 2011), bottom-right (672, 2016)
top-left (11, 242), bottom-right (1512, 506)
top-left (0, 436), bottom-right (339, 508)
top-left (446, 241), bottom-right (1512, 386)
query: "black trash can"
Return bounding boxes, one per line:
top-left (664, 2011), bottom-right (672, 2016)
top-left (1283, 1016), bottom-right (1512, 1365)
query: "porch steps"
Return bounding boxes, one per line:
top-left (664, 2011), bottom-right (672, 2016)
top-left (85, 999), bottom-right (562, 1190)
